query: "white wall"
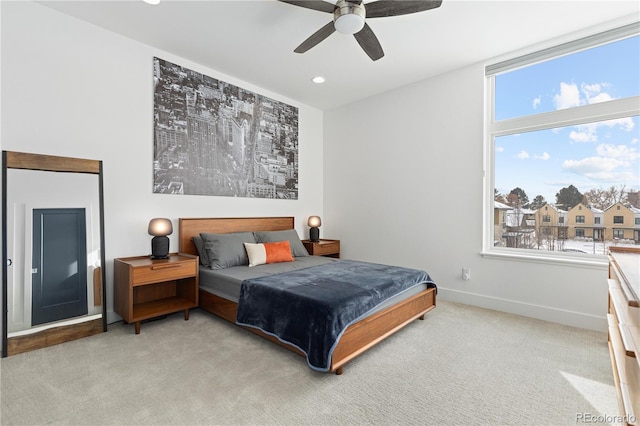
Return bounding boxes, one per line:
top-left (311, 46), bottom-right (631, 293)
top-left (323, 64), bottom-right (609, 331)
top-left (0, 1), bottom-right (324, 324)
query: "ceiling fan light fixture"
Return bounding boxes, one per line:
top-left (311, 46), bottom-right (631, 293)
top-left (334, 1), bottom-right (366, 35)
top-left (334, 14), bottom-right (365, 34)
top-left (280, 0), bottom-right (443, 61)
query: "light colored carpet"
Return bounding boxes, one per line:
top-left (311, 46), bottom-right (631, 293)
top-left (0, 300), bottom-right (618, 425)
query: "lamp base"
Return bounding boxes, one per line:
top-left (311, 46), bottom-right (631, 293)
top-left (151, 235), bottom-right (170, 259)
top-left (309, 227), bottom-right (320, 242)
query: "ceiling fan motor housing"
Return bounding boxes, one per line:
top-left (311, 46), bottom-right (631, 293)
top-left (334, 0), bottom-right (366, 34)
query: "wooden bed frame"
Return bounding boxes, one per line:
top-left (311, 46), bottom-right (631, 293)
top-left (178, 217), bottom-right (436, 374)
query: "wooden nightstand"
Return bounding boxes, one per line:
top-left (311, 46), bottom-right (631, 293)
top-left (114, 253), bottom-right (199, 334)
top-left (302, 239), bottom-right (340, 258)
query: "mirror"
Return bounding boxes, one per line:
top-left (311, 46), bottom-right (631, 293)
top-left (2, 151), bottom-right (107, 357)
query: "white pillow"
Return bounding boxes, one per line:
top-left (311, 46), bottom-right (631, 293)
top-left (244, 241), bottom-right (295, 267)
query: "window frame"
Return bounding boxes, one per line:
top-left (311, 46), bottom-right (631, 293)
top-left (483, 21), bottom-right (640, 267)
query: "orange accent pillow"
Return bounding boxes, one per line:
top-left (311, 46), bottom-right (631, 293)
top-left (244, 241), bottom-right (294, 267)
top-left (264, 241), bottom-right (295, 264)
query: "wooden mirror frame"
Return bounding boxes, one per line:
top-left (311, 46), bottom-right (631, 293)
top-left (2, 151), bottom-right (107, 357)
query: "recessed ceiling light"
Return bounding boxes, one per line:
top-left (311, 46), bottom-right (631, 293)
top-left (311, 76), bottom-right (326, 84)
top-left (142, 0), bottom-right (160, 5)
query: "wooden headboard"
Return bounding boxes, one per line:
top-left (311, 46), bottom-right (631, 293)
top-left (178, 217), bottom-right (295, 256)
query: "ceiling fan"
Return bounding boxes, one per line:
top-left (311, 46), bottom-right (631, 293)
top-left (278, 0), bottom-right (443, 61)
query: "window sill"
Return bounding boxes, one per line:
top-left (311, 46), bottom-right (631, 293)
top-left (481, 249), bottom-right (608, 270)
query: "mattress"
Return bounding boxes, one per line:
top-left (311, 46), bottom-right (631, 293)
top-left (199, 255), bottom-right (431, 314)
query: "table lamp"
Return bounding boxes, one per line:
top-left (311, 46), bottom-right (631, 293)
top-left (308, 216), bottom-right (321, 242)
top-left (148, 218), bottom-right (173, 259)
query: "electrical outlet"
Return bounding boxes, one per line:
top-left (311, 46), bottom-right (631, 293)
top-left (462, 267), bottom-right (471, 281)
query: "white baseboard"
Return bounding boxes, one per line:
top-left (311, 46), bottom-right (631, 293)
top-left (437, 287), bottom-right (607, 332)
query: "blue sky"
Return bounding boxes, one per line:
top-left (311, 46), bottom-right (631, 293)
top-left (494, 35), bottom-right (639, 204)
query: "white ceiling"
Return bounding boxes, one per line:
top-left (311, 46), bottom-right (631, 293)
top-left (39, 0), bottom-right (639, 110)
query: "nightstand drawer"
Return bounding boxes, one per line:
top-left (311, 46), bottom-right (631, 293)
top-left (313, 241), bottom-right (340, 256)
top-left (132, 260), bottom-right (196, 285)
top-left (302, 239), bottom-right (341, 258)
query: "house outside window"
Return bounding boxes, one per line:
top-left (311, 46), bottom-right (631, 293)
top-left (614, 216), bottom-right (624, 224)
top-left (485, 23), bottom-right (640, 260)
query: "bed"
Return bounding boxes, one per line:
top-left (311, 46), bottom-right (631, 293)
top-left (178, 217), bottom-right (437, 374)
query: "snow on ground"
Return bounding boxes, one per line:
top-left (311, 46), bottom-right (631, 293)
top-left (548, 239), bottom-right (637, 255)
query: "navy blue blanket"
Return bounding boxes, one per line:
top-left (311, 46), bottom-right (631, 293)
top-left (235, 260), bottom-right (436, 371)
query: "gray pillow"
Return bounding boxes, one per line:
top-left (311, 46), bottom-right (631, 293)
top-left (200, 232), bottom-right (257, 269)
top-left (253, 230), bottom-right (309, 257)
top-left (191, 236), bottom-right (211, 267)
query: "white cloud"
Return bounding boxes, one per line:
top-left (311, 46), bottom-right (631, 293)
top-left (553, 82), bottom-right (581, 110)
top-left (567, 117), bottom-right (635, 144)
top-left (554, 81), bottom-right (618, 111)
top-left (631, 138), bottom-right (639, 145)
top-left (517, 150), bottom-right (530, 159)
top-left (532, 95), bottom-right (541, 110)
top-left (596, 144), bottom-right (639, 162)
top-left (581, 82), bottom-right (614, 105)
top-left (569, 130), bottom-right (597, 143)
top-left (599, 116), bottom-right (635, 132)
top-left (581, 83), bottom-right (602, 97)
top-left (495, 146), bottom-right (504, 153)
top-left (575, 170), bottom-right (637, 182)
top-left (588, 92), bottom-right (613, 104)
top-left (563, 156), bottom-right (625, 174)
top-left (562, 141), bottom-right (639, 184)
top-left (534, 152), bottom-right (550, 160)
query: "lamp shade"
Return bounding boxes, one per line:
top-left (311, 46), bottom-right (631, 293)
top-left (307, 216), bottom-right (321, 228)
top-left (148, 218), bottom-right (173, 236)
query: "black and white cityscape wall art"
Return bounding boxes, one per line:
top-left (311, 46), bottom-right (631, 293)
top-left (153, 57), bottom-right (299, 199)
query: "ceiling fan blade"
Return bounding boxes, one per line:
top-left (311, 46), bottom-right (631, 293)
top-left (353, 23), bottom-right (384, 61)
top-left (365, 0), bottom-right (443, 18)
top-left (294, 21), bottom-right (336, 54)
top-left (277, 1), bottom-right (335, 14)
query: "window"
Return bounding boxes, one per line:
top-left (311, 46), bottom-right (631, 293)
top-left (614, 216), bottom-right (624, 224)
top-left (486, 23), bottom-right (640, 259)
top-left (613, 230), bottom-right (625, 239)
top-left (595, 217), bottom-right (601, 225)
top-left (636, 218), bottom-right (640, 225)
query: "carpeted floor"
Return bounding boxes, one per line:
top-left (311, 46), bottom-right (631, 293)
top-left (0, 300), bottom-right (618, 425)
